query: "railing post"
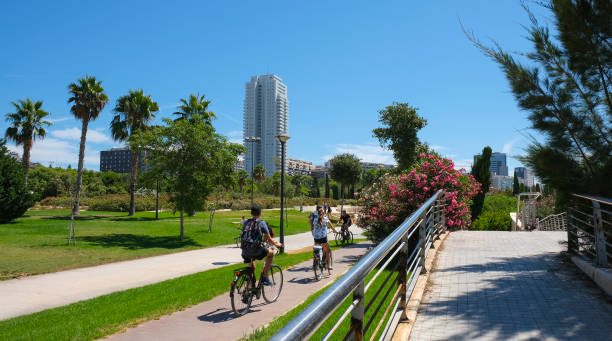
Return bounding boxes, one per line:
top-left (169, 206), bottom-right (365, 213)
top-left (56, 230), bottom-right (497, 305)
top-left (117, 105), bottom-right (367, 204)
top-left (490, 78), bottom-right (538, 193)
top-left (350, 280), bottom-right (365, 341)
top-left (419, 214), bottom-right (427, 273)
top-left (592, 201), bottom-right (608, 267)
top-left (398, 236), bottom-right (408, 320)
top-left (568, 211), bottom-right (578, 254)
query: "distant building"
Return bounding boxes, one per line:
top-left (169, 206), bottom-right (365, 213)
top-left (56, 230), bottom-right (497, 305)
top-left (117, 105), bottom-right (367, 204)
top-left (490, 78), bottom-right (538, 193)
top-left (473, 152), bottom-right (508, 176)
top-left (515, 167), bottom-right (534, 187)
top-left (311, 165), bottom-right (328, 179)
top-left (492, 175), bottom-right (514, 191)
top-left (243, 74), bottom-right (289, 177)
top-left (234, 160), bottom-right (245, 172)
top-left (287, 158), bottom-right (313, 176)
top-left (100, 147), bottom-right (148, 173)
top-left (360, 161), bottom-right (395, 172)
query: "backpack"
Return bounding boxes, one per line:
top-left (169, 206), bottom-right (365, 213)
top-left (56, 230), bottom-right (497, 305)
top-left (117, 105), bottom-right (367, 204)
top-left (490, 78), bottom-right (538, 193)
top-left (240, 219), bottom-right (263, 249)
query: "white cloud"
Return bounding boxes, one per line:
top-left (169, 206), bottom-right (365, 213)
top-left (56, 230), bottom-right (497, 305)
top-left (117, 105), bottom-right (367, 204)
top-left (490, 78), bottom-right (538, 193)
top-left (323, 144), bottom-right (395, 164)
top-left (453, 159), bottom-right (473, 172)
top-left (431, 145), bottom-right (447, 151)
top-left (225, 130), bottom-right (243, 144)
top-left (51, 127), bottom-right (112, 143)
top-left (503, 136), bottom-right (522, 154)
top-left (7, 138), bottom-right (100, 168)
top-left (48, 116), bottom-right (72, 123)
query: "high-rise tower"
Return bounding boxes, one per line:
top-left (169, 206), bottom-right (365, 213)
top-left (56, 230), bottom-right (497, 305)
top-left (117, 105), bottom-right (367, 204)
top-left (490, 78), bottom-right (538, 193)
top-left (243, 75), bottom-right (289, 177)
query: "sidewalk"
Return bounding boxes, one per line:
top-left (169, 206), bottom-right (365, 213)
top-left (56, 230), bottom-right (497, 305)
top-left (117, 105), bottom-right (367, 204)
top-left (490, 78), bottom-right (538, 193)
top-left (0, 226), bottom-right (365, 321)
top-left (105, 242), bottom-right (372, 341)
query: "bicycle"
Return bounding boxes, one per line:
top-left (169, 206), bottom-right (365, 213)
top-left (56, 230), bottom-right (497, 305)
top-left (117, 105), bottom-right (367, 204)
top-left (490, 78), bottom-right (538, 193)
top-left (312, 244), bottom-right (333, 281)
top-left (334, 227), bottom-right (354, 246)
top-left (230, 246), bottom-right (283, 316)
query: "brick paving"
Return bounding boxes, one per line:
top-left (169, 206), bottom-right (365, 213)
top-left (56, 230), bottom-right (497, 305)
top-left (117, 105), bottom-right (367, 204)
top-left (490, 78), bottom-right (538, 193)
top-left (409, 231), bottom-right (612, 341)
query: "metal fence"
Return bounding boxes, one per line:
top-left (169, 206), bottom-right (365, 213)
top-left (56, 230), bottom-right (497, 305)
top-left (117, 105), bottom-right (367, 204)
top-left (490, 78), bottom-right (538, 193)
top-left (567, 194), bottom-right (611, 267)
top-left (271, 190), bottom-right (446, 341)
top-left (538, 212), bottom-right (567, 231)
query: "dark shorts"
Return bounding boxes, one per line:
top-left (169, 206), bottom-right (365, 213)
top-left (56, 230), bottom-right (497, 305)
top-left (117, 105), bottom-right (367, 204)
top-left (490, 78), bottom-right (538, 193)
top-left (314, 237), bottom-right (328, 244)
top-left (242, 247), bottom-right (268, 263)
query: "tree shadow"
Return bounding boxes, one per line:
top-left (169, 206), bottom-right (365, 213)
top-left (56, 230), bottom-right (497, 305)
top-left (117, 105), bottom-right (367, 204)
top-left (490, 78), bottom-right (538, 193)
top-left (413, 252), bottom-right (612, 340)
top-left (41, 215), bottom-right (108, 221)
top-left (109, 217), bottom-right (158, 222)
top-left (79, 234), bottom-right (201, 249)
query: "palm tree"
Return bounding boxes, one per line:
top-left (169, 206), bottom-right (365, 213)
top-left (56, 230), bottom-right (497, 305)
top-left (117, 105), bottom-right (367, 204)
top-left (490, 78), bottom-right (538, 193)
top-left (236, 169), bottom-right (249, 193)
top-left (111, 89), bottom-right (159, 216)
top-left (4, 99), bottom-right (51, 184)
top-left (253, 164), bottom-right (266, 195)
top-left (173, 93), bottom-right (215, 123)
top-left (67, 76), bottom-right (109, 244)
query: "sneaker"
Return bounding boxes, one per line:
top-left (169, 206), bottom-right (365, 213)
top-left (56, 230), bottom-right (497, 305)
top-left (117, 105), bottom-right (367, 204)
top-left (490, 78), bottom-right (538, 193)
top-left (261, 276), bottom-right (273, 286)
top-left (328, 267), bottom-right (333, 271)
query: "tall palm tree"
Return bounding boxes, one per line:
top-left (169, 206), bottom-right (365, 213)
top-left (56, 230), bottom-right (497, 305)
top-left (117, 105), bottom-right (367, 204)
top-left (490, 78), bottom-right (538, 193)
top-left (253, 163), bottom-right (266, 194)
top-left (111, 89), bottom-right (159, 216)
top-left (5, 98), bottom-right (51, 184)
top-left (67, 76), bottom-right (108, 244)
top-left (173, 93), bottom-right (215, 123)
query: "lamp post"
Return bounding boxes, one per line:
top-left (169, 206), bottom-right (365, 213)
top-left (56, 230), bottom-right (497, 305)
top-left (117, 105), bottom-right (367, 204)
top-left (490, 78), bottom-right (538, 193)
top-left (245, 136), bottom-right (261, 207)
top-left (275, 133), bottom-right (290, 254)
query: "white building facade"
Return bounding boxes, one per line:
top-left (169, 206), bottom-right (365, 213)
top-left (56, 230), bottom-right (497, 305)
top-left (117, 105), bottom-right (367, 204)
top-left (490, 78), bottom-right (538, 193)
top-left (243, 75), bottom-right (289, 177)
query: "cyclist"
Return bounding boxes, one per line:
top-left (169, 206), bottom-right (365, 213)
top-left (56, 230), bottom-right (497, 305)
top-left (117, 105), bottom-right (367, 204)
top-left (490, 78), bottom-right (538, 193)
top-left (312, 206), bottom-right (338, 271)
top-left (240, 206), bottom-right (282, 286)
top-left (339, 210), bottom-right (352, 231)
top-left (309, 204), bottom-right (322, 228)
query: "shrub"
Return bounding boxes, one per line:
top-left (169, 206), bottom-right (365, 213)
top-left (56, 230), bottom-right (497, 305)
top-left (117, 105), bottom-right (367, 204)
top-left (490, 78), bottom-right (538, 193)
top-left (358, 153), bottom-right (480, 242)
top-left (471, 210), bottom-right (512, 231)
top-left (0, 143), bottom-right (34, 223)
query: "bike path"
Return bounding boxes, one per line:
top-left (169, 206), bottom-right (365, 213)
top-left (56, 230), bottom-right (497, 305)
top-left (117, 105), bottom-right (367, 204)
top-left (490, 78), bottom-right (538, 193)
top-left (104, 242), bottom-right (373, 341)
top-left (0, 227), bottom-right (365, 321)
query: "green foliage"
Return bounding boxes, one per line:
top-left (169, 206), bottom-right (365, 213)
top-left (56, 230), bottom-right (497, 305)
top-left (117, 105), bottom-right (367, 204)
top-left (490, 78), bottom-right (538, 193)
top-left (328, 153), bottom-right (361, 200)
top-left (470, 146), bottom-right (491, 220)
top-left (253, 163), bottom-right (266, 183)
top-left (468, 0), bottom-right (612, 202)
top-left (471, 210), bottom-right (512, 231)
top-left (513, 171), bottom-right (520, 195)
top-left (310, 176), bottom-right (321, 197)
top-left (372, 102), bottom-right (427, 170)
top-left (0, 141), bottom-right (34, 223)
top-left (235, 169), bottom-right (249, 193)
top-left (172, 93), bottom-right (215, 123)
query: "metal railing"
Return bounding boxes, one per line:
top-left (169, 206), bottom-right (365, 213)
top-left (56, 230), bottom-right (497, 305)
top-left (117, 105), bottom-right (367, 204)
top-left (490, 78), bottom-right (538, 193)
top-left (538, 212), bottom-right (567, 231)
top-left (271, 190), bottom-right (446, 341)
top-left (567, 194), bottom-right (611, 267)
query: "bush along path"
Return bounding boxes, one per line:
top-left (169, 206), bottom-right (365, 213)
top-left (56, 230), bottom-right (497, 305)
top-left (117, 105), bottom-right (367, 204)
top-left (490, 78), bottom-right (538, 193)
top-left (105, 242), bottom-right (373, 341)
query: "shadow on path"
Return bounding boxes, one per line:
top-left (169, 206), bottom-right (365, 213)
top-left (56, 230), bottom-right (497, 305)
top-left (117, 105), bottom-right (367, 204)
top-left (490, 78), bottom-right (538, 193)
top-left (80, 234), bottom-right (201, 250)
top-left (416, 252), bottom-right (612, 340)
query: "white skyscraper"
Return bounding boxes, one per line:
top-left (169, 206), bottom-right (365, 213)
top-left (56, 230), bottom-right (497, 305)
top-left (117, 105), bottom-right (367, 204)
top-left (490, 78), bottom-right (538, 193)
top-left (243, 74), bottom-right (289, 177)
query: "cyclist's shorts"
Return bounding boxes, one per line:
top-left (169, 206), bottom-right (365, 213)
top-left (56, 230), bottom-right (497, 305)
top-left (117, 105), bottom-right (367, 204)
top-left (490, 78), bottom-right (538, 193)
top-left (242, 247), bottom-right (268, 263)
top-left (314, 237), bottom-right (328, 244)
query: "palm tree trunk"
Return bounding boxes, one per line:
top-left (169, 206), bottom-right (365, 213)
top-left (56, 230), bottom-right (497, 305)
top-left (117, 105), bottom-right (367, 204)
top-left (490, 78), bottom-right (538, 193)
top-left (68, 119), bottom-right (88, 244)
top-left (22, 140), bottom-right (32, 186)
top-left (180, 208), bottom-right (184, 240)
top-left (129, 148), bottom-right (139, 216)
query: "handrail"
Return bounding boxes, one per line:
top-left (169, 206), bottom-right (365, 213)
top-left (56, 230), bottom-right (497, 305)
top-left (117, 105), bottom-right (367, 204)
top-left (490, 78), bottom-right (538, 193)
top-left (573, 193), bottom-right (612, 205)
top-left (270, 190), bottom-right (444, 341)
top-left (567, 194), bottom-right (610, 268)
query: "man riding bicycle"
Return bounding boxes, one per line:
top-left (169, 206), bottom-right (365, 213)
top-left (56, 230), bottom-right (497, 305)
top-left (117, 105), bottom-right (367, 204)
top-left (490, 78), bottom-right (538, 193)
top-left (339, 210), bottom-right (352, 231)
top-left (240, 206), bottom-right (282, 286)
top-left (311, 206), bottom-right (338, 271)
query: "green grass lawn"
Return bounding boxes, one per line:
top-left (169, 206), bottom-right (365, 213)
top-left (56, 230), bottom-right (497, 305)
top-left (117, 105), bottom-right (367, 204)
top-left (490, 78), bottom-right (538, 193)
top-left (0, 242), bottom-right (357, 341)
top-left (0, 208), bottom-right (312, 279)
top-left (242, 264), bottom-right (398, 340)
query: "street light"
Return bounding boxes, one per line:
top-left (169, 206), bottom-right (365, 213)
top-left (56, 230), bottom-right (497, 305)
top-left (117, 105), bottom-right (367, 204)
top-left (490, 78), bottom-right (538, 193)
top-left (275, 133), bottom-right (290, 253)
top-left (245, 136), bottom-right (261, 207)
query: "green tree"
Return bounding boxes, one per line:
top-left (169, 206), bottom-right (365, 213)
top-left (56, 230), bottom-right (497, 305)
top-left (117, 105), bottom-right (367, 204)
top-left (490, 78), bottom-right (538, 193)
top-left (173, 93), bottom-right (215, 124)
top-left (470, 146), bottom-right (492, 220)
top-left (235, 169), bottom-right (249, 193)
top-left (535, 183), bottom-right (541, 193)
top-left (324, 173), bottom-right (330, 198)
top-left (4, 98), bottom-right (51, 185)
top-left (0, 140), bottom-right (34, 223)
top-left (135, 112), bottom-right (244, 240)
top-left (253, 163), bottom-right (266, 194)
top-left (290, 174), bottom-right (305, 197)
top-left (513, 171), bottom-right (520, 195)
top-left (67, 76), bottom-right (109, 244)
top-left (373, 102), bottom-right (428, 170)
top-left (111, 89), bottom-right (159, 216)
top-left (310, 176), bottom-right (321, 197)
top-left (328, 153), bottom-right (362, 210)
top-left (467, 0), bottom-right (612, 201)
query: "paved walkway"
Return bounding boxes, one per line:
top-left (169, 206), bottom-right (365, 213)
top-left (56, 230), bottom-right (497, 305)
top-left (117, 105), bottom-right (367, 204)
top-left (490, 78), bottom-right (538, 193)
top-left (409, 231), bottom-right (612, 341)
top-left (105, 242), bottom-right (372, 341)
top-left (0, 227), bottom-right (365, 321)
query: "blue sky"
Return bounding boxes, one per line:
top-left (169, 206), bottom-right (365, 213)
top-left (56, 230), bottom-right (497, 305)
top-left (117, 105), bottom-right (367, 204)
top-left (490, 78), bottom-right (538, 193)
top-left (0, 1), bottom-right (547, 172)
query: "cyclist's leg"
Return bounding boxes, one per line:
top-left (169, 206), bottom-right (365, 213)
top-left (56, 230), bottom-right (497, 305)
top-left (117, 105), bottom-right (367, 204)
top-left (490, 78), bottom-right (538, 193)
top-left (323, 242), bottom-right (332, 269)
top-left (262, 248), bottom-right (274, 277)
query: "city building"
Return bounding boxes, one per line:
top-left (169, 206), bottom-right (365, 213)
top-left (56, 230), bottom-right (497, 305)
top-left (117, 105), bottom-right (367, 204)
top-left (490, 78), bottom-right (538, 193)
top-left (311, 165), bottom-right (328, 179)
top-left (234, 160), bottom-right (244, 172)
top-left (360, 161), bottom-right (395, 172)
top-left (492, 175), bottom-right (514, 191)
top-left (287, 158), bottom-right (313, 176)
top-left (100, 147), bottom-right (148, 173)
top-left (473, 152), bottom-right (508, 176)
top-left (515, 167), bottom-right (534, 187)
top-left (243, 74), bottom-right (289, 177)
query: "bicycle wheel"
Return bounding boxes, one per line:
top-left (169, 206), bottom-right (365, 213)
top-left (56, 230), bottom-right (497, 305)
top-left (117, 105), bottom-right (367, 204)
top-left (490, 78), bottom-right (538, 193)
top-left (230, 272), bottom-right (253, 316)
top-left (313, 257), bottom-right (321, 281)
top-left (263, 264), bottom-right (283, 303)
top-left (335, 232), bottom-right (342, 246)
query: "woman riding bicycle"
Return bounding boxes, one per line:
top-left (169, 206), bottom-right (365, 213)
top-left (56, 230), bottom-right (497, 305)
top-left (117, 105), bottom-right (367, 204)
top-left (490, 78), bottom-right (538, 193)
top-left (311, 206), bottom-right (338, 271)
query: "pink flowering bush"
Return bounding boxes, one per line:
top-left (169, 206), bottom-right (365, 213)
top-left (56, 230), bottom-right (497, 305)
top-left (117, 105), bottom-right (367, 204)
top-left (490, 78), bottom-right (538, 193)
top-left (358, 153), bottom-right (480, 242)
